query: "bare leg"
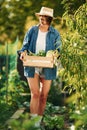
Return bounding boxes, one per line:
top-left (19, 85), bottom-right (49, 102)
top-left (38, 78), bottom-right (52, 115)
top-left (27, 73), bottom-right (40, 114)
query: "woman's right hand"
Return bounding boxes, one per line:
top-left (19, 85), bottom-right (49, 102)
top-left (20, 51), bottom-right (27, 61)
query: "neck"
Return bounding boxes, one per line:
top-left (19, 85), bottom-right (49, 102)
top-left (39, 24), bottom-right (49, 32)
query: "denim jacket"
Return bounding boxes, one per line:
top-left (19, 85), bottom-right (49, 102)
top-left (19, 25), bottom-right (61, 80)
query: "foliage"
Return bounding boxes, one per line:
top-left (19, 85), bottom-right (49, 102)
top-left (44, 102), bottom-right (67, 115)
top-left (71, 106), bottom-right (87, 130)
top-left (59, 3), bottom-right (87, 129)
top-left (42, 103), bottom-right (68, 129)
top-left (48, 77), bottom-right (63, 106)
top-left (0, 102), bottom-right (16, 130)
top-left (0, 1), bottom-right (87, 129)
top-left (8, 69), bottom-right (28, 106)
top-left (0, 69), bottom-right (28, 129)
top-left (0, 0), bottom-right (64, 43)
top-left (60, 2), bottom-right (87, 106)
top-left (0, 69), bottom-right (28, 107)
top-left (0, 38), bottom-right (28, 106)
top-left (9, 103), bottom-right (66, 130)
top-left (43, 115), bottom-right (64, 130)
top-left (9, 113), bottom-right (41, 130)
top-left (61, 0), bottom-right (86, 14)
top-left (0, 66), bottom-right (6, 89)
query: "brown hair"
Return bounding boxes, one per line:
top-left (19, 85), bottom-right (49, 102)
top-left (45, 16), bottom-right (53, 25)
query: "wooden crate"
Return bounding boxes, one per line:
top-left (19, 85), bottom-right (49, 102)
top-left (23, 55), bottom-right (54, 68)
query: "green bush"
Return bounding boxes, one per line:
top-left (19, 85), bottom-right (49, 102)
top-left (59, 3), bottom-right (87, 129)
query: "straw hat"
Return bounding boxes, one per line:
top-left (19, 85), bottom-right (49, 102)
top-left (35, 7), bottom-right (54, 18)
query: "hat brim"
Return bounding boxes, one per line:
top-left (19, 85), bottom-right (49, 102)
top-left (36, 12), bottom-right (53, 17)
top-left (35, 13), bottom-right (57, 20)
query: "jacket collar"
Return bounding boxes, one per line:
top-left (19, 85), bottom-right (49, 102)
top-left (34, 24), bottom-right (55, 33)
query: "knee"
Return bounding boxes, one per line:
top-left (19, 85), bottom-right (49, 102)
top-left (31, 91), bottom-right (40, 99)
top-left (40, 94), bottom-right (48, 103)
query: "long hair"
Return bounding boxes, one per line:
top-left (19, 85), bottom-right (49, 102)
top-left (45, 16), bottom-right (53, 25)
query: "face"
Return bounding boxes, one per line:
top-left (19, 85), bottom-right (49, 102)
top-left (39, 15), bottom-right (48, 26)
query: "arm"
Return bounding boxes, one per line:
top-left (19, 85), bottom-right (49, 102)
top-left (17, 27), bottom-right (34, 60)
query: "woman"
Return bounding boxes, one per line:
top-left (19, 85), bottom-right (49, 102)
top-left (19, 7), bottom-right (61, 118)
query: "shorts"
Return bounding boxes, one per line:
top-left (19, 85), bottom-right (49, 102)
top-left (35, 67), bottom-right (45, 78)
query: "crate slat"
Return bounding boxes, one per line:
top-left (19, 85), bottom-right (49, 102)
top-left (23, 55), bottom-right (54, 68)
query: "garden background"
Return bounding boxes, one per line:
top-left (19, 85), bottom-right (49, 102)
top-left (0, 0), bottom-right (87, 130)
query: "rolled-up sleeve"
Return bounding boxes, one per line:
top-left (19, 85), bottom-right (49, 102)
top-left (17, 27), bottom-right (33, 54)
